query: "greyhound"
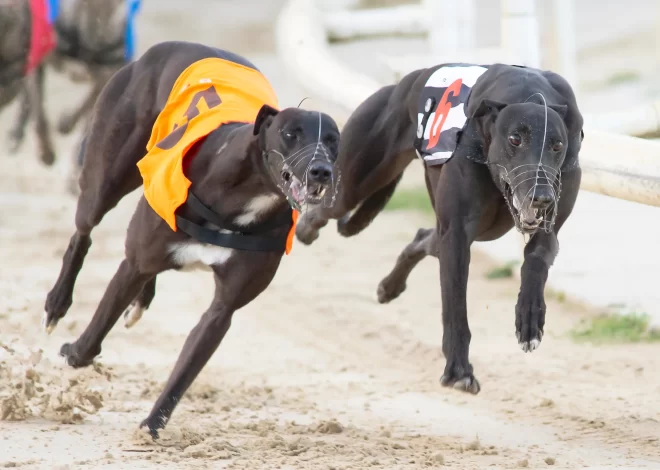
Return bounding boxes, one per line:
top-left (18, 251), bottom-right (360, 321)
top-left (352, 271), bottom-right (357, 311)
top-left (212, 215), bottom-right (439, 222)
top-left (9, 0), bottom-right (140, 189)
top-left (43, 41), bottom-right (339, 437)
top-left (1, 0), bottom-right (56, 165)
top-left (296, 63), bottom-right (583, 393)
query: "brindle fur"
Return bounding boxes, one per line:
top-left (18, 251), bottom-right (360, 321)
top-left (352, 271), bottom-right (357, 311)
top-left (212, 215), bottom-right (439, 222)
top-left (9, 0), bottom-right (132, 187)
top-left (0, 0), bottom-right (55, 165)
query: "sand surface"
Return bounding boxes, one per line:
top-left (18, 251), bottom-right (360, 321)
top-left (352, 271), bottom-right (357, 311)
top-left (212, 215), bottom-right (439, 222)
top-left (1, 1), bottom-right (660, 469)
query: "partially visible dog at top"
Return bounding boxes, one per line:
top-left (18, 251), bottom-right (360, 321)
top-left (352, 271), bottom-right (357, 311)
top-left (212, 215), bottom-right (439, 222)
top-left (296, 63), bottom-right (584, 394)
top-left (0, 0), bottom-right (59, 165)
top-left (43, 40), bottom-right (340, 438)
top-left (8, 0), bottom-right (142, 190)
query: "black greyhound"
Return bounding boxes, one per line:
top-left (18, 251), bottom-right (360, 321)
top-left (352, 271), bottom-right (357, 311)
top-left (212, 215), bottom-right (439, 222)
top-left (44, 41), bottom-right (339, 437)
top-left (296, 63), bottom-right (583, 393)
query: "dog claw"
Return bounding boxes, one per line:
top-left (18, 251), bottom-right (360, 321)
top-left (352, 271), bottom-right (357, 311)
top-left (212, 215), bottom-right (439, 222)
top-left (123, 303), bottom-right (145, 329)
top-left (42, 311), bottom-right (58, 335)
top-left (519, 337), bottom-right (541, 353)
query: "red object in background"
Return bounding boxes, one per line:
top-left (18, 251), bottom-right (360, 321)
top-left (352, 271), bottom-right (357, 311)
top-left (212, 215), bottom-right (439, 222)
top-left (25, 0), bottom-right (56, 75)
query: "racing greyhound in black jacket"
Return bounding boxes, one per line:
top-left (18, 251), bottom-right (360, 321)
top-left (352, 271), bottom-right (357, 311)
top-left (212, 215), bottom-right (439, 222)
top-left (296, 63), bottom-right (584, 393)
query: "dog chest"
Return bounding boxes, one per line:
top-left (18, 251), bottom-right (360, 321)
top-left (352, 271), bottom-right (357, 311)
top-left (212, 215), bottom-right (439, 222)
top-left (415, 64), bottom-right (488, 167)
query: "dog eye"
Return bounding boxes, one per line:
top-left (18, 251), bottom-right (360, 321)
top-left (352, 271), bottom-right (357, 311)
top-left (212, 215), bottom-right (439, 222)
top-left (552, 141), bottom-right (564, 152)
top-left (508, 134), bottom-right (522, 147)
top-left (283, 132), bottom-right (296, 141)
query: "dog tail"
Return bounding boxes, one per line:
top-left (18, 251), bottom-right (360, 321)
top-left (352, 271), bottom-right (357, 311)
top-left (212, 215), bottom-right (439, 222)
top-left (337, 172), bottom-right (404, 238)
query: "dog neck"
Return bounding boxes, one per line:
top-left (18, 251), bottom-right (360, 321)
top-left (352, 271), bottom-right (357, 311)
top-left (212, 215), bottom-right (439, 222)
top-left (185, 124), bottom-right (290, 230)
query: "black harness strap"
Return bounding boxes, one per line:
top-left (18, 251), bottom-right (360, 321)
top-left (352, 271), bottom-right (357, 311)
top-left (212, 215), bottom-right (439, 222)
top-left (175, 191), bottom-right (293, 253)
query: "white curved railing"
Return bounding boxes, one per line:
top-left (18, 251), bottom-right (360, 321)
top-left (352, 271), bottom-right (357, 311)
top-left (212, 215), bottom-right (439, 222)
top-left (276, 0), bottom-right (660, 208)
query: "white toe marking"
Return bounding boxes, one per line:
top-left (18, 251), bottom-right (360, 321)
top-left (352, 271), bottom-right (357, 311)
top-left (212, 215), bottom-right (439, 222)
top-left (530, 338), bottom-right (541, 351)
top-left (124, 304), bottom-right (146, 329)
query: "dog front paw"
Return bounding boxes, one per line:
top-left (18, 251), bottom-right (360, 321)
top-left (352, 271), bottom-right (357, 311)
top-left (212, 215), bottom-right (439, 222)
top-left (140, 415), bottom-right (166, 440)
top-left (295, 219), bottom-right (319, 245)
top-left (60, 342), bottom-right (97, 369)
top-left (515, 291), bottom-right (546, 352)
top-left (440, 360), bottom-right (481, 394)
top-left (376, 273), bottom-right (406, 304)
top-left (57, 114), bottom-right (77, 134)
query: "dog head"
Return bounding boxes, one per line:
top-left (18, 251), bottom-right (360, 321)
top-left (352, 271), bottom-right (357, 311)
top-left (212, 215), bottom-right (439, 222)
top-left (456, 98), bottom-right (574, 235)
top-left (253, 104), bottom-right (340, 211)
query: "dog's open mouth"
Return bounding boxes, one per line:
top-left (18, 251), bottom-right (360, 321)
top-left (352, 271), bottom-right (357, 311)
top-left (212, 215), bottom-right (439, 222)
top-left (504, 182), bottom-right (545, 234)
top-left (287, 175), bottom-right (328, 207)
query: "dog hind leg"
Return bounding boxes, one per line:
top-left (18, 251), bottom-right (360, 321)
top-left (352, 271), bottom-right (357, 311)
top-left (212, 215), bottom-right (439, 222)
top-left (123, 276), bottom-right (157, 328)
top-left (25, 64), bottom-right (56, 166)
top-left (377, 227), bottom-right (436, 303)
top-left (44, 64), bottom-right (151, 333)
top-left (337, 172), bottom-right (404, 237)
top-left (60, 259), bottom-right (153, 367)
top-left (8, 85), bottom-right (31, 153)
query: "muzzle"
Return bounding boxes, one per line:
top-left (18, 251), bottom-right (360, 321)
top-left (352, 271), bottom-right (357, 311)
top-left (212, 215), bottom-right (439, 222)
top-left (264, 141), bottom-right (340, 212)
top-left (495, 163), bottom-right (561, 235)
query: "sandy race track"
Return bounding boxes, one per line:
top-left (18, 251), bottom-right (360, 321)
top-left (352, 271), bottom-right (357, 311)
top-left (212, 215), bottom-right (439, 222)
top-left (1, 1), bottom-right (660, 469)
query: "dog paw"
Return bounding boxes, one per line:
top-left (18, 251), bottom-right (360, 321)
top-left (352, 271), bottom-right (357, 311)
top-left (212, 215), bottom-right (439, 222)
top-left (57, 115), bottom-right (76, 134)
top-left (60, 342), bottom-right (97, 369)
top-left (140, 416), bottom-right (165, 440)
top-left (7, 132), bottom-right (23, 154)
top-left (440, 362), bottom-right (481, 394)
top-left (516, 330), bottom-right (543, 353)
top-left (124, 303), bottom-right (145, 329)
top-left (376, 275), bottom-right (406, 304)
top-left (515, 292), bottom-right (546, 353)
top-left (295, 220), bottom-right (319, 245)
top-left (40, 149), bottom-right (56, 166)
top-left (44, 290), bottom-right (73, 334)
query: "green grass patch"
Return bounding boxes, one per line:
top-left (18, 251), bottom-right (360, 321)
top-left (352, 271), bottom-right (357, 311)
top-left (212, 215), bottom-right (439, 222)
top-left (571, 313), bottom-right (660, 344)
top-left (385, 187), bottom-right (434, 216)
top-left (606, 70), bottom-right (641, 86)
top-left (485, 261), bottom-right (518, 280)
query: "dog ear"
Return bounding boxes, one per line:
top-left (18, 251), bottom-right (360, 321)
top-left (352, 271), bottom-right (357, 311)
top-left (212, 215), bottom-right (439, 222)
top-left (253, 104), bottom-right (279, 136)
top-left (452, 99), bottom-right (507, 164)
top-left (472, 99), bottom-right (508, 119)
top-left (549, 104), bottom-right (568, 119)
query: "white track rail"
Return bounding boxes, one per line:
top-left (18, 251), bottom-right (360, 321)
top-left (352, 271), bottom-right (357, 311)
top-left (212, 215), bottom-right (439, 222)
top-left (276, 0), bottom-right (660, 208)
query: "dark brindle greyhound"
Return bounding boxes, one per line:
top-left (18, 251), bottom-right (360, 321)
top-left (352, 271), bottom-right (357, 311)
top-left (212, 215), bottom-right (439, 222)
top-left (0, 0), bottom-right (56, 165)
top-left (9, 0), bottom-right (140, 190)
top-left (296, 63), bottom-right (583, 393)
top-left (43, 41), bottom-right (339, 437)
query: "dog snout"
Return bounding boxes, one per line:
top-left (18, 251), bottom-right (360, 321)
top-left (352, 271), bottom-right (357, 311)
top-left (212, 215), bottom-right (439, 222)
top-left (531, 191), bottom-right (553, 209)
top-left (308, 160), bottom-right (333, 185)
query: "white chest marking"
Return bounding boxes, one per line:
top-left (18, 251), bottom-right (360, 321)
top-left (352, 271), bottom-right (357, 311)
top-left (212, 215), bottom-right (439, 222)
top-left (169, 243), bottom-right (233, 272)
top-left (167, 194), bottom-right (282, 271)
top-left (234, 194), bottom-right (281, 226)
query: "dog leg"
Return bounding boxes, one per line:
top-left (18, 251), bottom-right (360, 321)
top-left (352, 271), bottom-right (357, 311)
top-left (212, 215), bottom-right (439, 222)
top-left (60, 259), bottom-right (152, 367)
top-left (25, 65), bottom-right (56, 166)
top-left (515, 231), bottom-right (558, 352)
top-left (437, 220), bottom-right (480, 394)
top-left (8, 85), bottom-right (31, 154)
top-left (377, 227), bottom-right (436, 303)
top-left (123, 276), bottom-right (157, 328)
top-left (58, 80), bottom-right (104, 135)
top-left (140, 258), bottom-right (279, 438)
top-left (45, 65), bottom-right (151, 332)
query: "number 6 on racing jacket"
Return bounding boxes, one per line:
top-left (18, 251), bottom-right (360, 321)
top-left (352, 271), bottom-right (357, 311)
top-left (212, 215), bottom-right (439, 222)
top-left (296, 62), bottom-right (584, 394)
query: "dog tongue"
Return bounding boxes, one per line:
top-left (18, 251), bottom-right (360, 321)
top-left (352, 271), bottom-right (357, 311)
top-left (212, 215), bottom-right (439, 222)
top-left (291, 180), bottom-right (305, 204)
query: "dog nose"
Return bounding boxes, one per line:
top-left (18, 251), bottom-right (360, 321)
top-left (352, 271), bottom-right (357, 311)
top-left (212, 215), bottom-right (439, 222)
top-left (531, 192), bottom-right (553, 209)
top-left (308, 160), bottom-right (333, 185)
